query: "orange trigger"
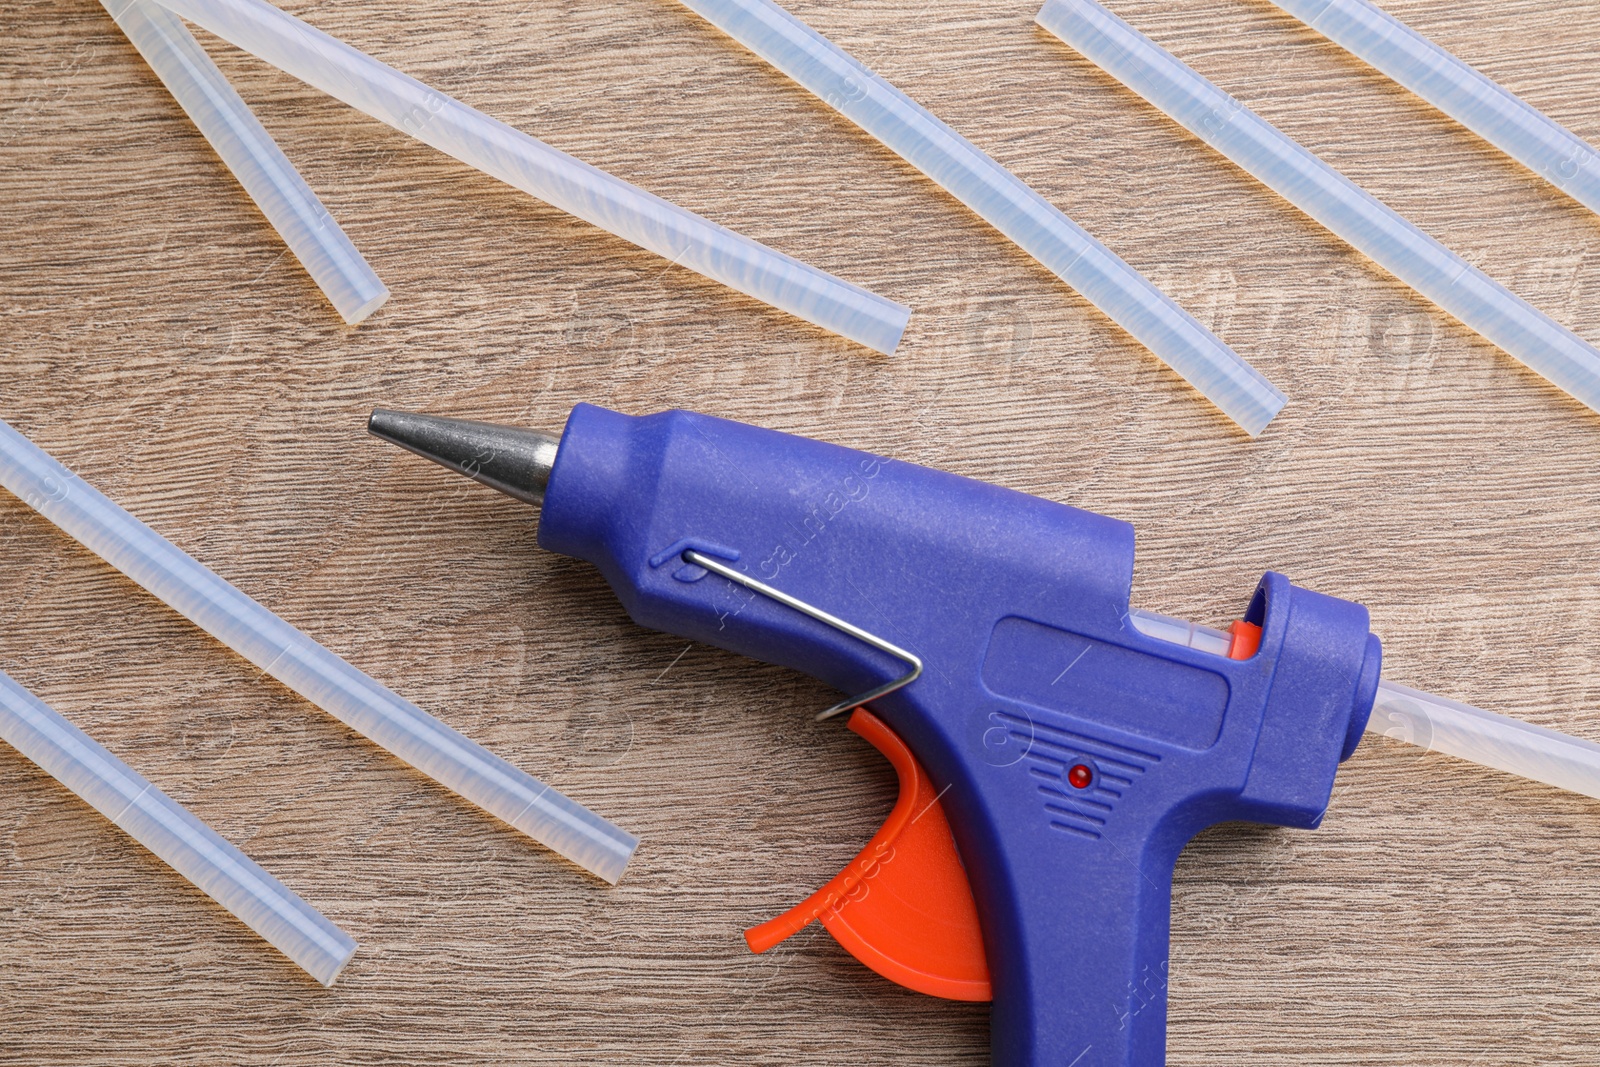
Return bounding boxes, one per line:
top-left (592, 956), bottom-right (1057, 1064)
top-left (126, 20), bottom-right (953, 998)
top-left (744, 709), bottom-right (992, 1002)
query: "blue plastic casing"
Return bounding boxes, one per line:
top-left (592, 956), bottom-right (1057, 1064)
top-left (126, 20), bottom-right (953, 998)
top-left (537, 405), bottom-right (1382, 1067)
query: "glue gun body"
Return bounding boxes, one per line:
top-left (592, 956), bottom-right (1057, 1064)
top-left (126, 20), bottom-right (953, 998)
top-left (377, 403), bottom-right (1383, 1067)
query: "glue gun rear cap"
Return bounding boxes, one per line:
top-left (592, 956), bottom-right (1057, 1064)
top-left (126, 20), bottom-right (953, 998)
top-left (368, 408), bottom-right (560, 506)
top-left (1245, 578), bottom-right (1382, 763)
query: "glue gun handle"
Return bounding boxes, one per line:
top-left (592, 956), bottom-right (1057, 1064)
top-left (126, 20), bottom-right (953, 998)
top-left (983, 800), bottom-right (1183, 1067)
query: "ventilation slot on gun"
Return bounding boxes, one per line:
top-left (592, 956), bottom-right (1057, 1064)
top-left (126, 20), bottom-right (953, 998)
top-left (989, 710), bottom-right (1158, 840)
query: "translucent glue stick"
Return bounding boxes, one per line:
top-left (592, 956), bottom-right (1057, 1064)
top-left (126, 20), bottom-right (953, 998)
top-left (1368, 681), bottom-right (1600, 802)
top-left (1129, 609), bottom-right (1600, 801)
top-left (0, 668), bottom-right (357, 984)
top-left (0, 417), bottom-right (639, 884)
top-left (674, 0), bottom-right (1286, 436)
top-left (149, 0), bottom-right (909, 355)
top-left (100, 0), bottom-right (389, 324)
top-left (1037, 0), bottom-right (1600, 417)
top-left (1269, 0), bottom-right (1600, 217)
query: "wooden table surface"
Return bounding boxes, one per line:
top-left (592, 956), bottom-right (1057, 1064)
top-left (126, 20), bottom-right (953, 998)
top-left (5, 0), bottom-right (1600, 1062)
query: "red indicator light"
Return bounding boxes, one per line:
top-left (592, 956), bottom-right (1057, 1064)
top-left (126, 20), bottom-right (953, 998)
top-left (1067, 764), bottom-right (1093, 790)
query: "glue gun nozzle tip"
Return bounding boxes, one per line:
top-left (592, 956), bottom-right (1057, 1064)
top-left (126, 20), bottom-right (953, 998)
top-left (366, 408), bottom-right (561, 507)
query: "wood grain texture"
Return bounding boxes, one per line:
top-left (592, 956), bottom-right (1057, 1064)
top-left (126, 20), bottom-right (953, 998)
top-left (4, 0), bottom-right (1600, 1062)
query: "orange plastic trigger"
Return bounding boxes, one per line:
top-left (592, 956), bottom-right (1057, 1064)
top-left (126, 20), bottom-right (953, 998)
top-left (744, 708), bottom-right (992, 1002)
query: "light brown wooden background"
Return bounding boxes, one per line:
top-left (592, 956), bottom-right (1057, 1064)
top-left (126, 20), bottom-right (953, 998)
top-left (4, 0), bottom-right (1600, 1062)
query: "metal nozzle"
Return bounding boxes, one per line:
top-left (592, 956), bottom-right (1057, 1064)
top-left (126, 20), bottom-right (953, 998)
top-left (368, 409), bottom-right (560, 506)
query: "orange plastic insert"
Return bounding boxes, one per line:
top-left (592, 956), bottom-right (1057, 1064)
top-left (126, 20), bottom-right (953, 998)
top-left (744, 708), bottom-right (992, 1002)
top-left (1228, 619), bottom-right (1263, 660)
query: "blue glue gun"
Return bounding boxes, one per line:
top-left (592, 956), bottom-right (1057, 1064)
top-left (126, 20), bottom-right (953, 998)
top-left (370, 404), bottom-right (1382, 1067)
